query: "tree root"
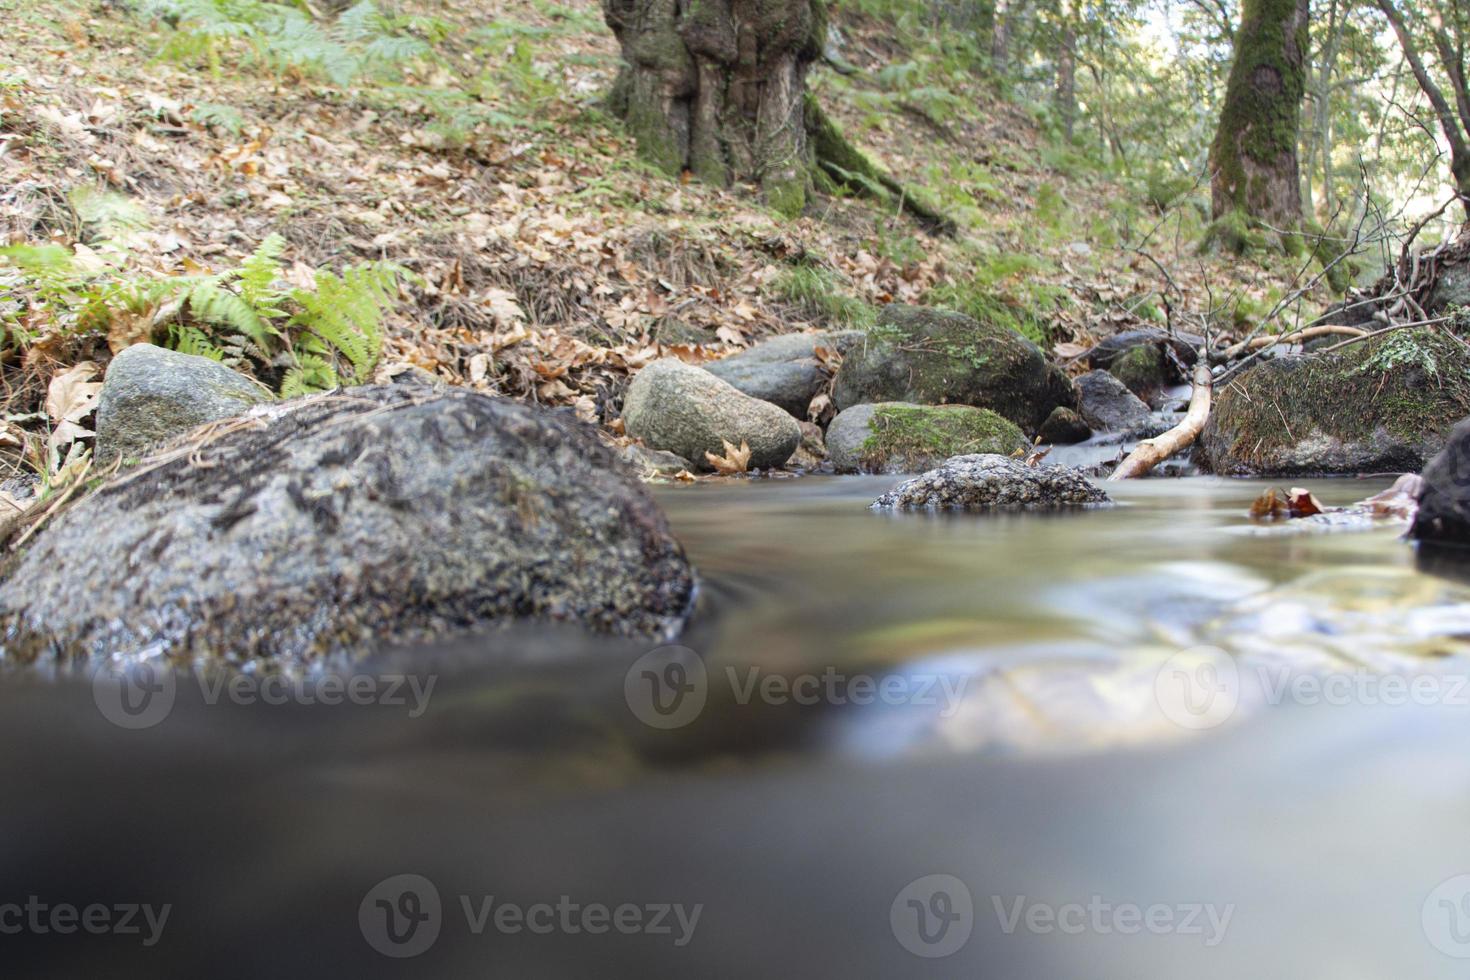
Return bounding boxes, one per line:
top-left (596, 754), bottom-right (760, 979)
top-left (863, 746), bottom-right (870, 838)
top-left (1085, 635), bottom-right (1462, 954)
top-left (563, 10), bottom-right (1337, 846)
top-left (1108, 361), bottom-right (1213, 480)
top-left (805, 98), bottom-right (957, 235)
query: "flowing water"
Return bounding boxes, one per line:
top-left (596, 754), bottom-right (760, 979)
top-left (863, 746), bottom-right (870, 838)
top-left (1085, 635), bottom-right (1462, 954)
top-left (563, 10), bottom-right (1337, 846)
top-left (6, 475), bottom-right (1470, 977)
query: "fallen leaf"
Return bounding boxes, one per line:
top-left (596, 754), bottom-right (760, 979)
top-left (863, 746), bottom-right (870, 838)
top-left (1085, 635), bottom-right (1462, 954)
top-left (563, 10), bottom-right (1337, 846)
top-left (1287, 487), bottom-right (1324, 518)
top-left (704, 439), bottom-right (752, 475)
top-left (46, 361), bottom-right (102, 454)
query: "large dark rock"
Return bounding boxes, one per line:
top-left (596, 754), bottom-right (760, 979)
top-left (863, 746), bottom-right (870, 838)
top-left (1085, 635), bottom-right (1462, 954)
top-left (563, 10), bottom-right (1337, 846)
top-left (833, 305), bottom-right (1074, 433)
top-left (623, 359), bottom-right (800, 470)
top-left (1074, 370), bottom-right (1152, 433)
top-left (1037, 406), bottom-right (1091, 445)
top-left (1411, 419), bottom-right (1470, 546)
top-left (827, 402), bottom-right (1028, 474)
top-left (95, 343), bottom-right (271, 465)
top-left (871, 454), bottom-right (1110, 511)
top-left (1199, 330), bottom-right (1470, 476)
top-left (0, 386), bottom-right (695, 669)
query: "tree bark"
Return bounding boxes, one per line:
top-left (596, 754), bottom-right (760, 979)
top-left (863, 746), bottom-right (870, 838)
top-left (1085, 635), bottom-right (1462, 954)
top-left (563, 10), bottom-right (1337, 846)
top-left (1054, 16), bottom-right (1077, 139)
top-left (1208, 0), bottom-right (1311, 225)
top-left (601, 0), bottom-right (826, 217)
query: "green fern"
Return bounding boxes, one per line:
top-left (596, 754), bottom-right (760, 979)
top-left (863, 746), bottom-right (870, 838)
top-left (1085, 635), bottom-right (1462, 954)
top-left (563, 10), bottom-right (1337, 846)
top-left (288, 263), bottom-right (399, 386)
top-left (190, 102), bottom-right (246, 135)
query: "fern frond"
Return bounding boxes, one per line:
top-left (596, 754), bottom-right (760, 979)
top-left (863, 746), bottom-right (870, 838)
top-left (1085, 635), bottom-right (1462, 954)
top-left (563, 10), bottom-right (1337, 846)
top-left (184, 281), bottom-right (275, 348)
top-left (236, 233), bottom-right (286, 308)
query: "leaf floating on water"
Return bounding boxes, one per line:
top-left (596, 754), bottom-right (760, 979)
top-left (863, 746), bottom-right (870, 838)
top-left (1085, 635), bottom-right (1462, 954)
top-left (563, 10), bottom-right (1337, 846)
top-left (1287, 487), bottom-right (1324, 518)
top-left (1249, 488), bottom-right (1289, 521)
top-left (705, 439), bottom-right (751, 475)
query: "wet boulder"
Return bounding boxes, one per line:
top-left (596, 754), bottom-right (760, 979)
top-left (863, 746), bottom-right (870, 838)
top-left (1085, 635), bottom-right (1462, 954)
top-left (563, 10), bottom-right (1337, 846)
top-left (828, 402), bottom-right (1028, 474)
top-left (0, 386), bottom-right (696, 669)
top-left (1411, 419), bottom-right (1470, 546)
top-left (1199, 330), bottom-right (1470, 476)
top-left (832, 305), bottom-right (1074, 433)
top-left (95, 343), bottom-right (270, 465)
top-left (872, 454), bottom-right (1110, 511)
top-left (623, 359), bottom-right (800, 470)
top-left (1074, 369), bottom-right (1152, 434)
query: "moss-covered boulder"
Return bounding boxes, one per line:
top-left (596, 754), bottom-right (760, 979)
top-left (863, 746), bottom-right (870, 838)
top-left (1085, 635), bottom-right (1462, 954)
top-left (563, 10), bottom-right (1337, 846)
top-left (832, 305), bottom-right (1075, 434)
top-left (1109, 345), bottom-right (1169, 400)
top-left (827, 402), bottom-right (1029, 474)
top-left (1199, 330), bottom-right (1470, 476)
top-left (1037, 406), bottom-right (1091, 445)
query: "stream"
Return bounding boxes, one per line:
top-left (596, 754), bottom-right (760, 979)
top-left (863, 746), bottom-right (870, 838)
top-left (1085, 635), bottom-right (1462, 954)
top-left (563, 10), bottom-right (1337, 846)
top-left (6, 474), bottom-right (1470, 977)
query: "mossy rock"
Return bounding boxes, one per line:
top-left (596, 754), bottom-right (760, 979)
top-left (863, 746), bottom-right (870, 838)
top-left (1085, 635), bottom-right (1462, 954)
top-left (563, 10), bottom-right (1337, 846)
top-left (1199, 329), bottom-right (1470, 476)
top-left (1109, 344), bottom-right (1169, 399)
top-left (827, 402), bottom-right (1029, 474)
top-left (832, 305), bottom-right (1075, 434)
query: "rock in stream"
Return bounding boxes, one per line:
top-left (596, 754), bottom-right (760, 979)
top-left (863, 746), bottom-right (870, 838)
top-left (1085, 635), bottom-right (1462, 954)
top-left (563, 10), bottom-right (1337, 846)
top-left (0, 386), bottom-right (696, 670)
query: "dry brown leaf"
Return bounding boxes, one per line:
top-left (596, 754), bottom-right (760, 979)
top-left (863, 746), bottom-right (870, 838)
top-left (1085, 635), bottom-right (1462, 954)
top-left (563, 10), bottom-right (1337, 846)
top-left (45, 361), bottom-right (102, 453)
top-left (1287, 487), bottom-right (1324, 518)
top-left (704, 439), bottom-right (752, 475)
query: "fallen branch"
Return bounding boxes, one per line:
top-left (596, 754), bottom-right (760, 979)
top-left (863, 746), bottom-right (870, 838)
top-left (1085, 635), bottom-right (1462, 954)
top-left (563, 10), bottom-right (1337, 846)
top-left (1107, 361), bottom-right (1212, 481)
top-left (1215, 324), bottom-right (1369, 361)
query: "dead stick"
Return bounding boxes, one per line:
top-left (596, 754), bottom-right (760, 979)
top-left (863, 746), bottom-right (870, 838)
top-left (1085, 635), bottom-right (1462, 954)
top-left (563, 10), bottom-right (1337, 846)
top-left (1218, 324), bottom-right (1368, 361)
top-left (1108, 362), bottom-right (1213, 481)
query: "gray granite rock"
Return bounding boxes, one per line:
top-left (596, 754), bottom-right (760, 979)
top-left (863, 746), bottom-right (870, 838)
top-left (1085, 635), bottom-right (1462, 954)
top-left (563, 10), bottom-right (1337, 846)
top-left (95, 344), bottom-right (270, 465)
top-left (622, 359), bottom-right (800, 470)
top-left (872, 453), bottom-right (1110, 511)
top-left (0, 386), bottom-right (695, 669)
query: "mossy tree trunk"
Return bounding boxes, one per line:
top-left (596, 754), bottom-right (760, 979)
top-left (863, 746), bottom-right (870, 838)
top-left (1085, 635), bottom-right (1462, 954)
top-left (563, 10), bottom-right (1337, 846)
top-left (602, 0), bottom-right (826, 217)
top-left (1208, 0), bottom-right (1310, 225)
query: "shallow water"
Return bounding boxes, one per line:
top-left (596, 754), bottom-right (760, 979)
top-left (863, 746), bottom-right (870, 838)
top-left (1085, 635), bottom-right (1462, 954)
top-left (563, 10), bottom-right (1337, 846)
top-left (7, 474), bottom-right (1470, 977)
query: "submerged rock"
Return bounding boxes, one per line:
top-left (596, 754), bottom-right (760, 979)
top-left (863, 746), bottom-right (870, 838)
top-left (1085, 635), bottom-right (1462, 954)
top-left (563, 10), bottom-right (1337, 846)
top-left (0, 386), bottom-right (695, 670)
top-left (623, 359), bottom-right (800, 470)
top-left (1199, 329), bottom-right (1470, 476)
top-left (1074, 369), bottom-right (1152, 433)
top-left (619, 443), bottom-right (693, 477)
top-left (95, 343), bottom-right (270, 465)
top-left (833, 305), bottom-right (1074, 433)
top-left (827, 402), bottom-right (1028, 474)
top-left (872, 453), bottom-right (1110, 510)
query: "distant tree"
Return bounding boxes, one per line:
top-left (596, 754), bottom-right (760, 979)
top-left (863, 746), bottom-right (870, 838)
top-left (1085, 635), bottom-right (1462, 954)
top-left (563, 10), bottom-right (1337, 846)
top-left (1208, 0), bottom-right (1311, 224)
top-left (1375, 0), bottom-right (1470, 219)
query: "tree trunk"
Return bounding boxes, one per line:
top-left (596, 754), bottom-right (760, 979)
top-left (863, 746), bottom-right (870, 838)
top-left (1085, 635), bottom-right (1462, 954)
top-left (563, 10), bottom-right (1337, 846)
top-left (1208, 0), bottom-right (1311, 225)
top-left (1054, 16), bottom-right (1077, 139)
top-left (601, 0), bottom-right (826, 217)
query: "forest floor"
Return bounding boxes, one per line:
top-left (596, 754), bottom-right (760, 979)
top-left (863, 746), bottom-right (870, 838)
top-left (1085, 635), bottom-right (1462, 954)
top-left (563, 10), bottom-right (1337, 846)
top-left (0, 0), bottom-right (1340, 479)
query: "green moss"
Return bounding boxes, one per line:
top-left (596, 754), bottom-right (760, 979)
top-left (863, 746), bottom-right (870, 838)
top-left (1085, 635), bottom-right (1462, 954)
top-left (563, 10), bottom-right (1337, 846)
top-left (1110, 344), bottom-right (1167, 396)
top-left (1207, 329), bottom-right (1470, 470)
top-left (764, 173), bottom-right (808, 219)
top-left (1200, 209), bottom-right (1267, 256)
top-left (859, 404), bottom-right (1028, 470)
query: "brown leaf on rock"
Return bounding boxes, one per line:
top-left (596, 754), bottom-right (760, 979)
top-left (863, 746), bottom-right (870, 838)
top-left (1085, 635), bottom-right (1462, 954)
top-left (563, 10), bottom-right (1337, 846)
top-left (705, 439), bottom-right (751, 475)
top-left (1287, 487), bottom-right (1324, 518)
